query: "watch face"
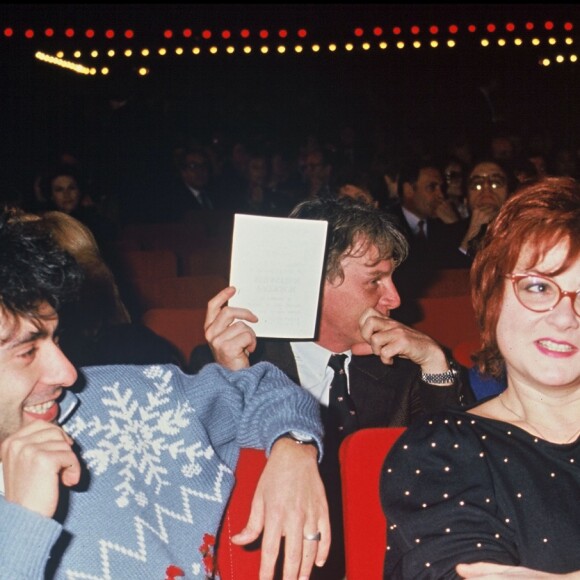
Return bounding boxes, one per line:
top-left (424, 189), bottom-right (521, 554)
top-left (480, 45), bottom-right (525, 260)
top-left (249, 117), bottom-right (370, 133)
top-left (289, 430), bottom-right (315, 443)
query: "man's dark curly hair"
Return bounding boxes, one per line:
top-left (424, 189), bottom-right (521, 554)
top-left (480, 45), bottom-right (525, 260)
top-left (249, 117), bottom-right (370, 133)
top-left (0, 207), bottom-right (82, 320)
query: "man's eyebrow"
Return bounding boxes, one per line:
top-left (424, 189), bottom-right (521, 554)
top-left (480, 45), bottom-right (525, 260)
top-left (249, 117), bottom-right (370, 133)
top-left (365, 267), bottom-right (393, 276)
top-left (3, 328), bottom-right (47, 349)
top-left (471, 172), bottom-right (505, 178)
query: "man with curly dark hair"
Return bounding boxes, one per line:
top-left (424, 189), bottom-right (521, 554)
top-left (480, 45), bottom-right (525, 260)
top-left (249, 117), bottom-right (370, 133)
top-left (0, 207), bottom-right (330, 579)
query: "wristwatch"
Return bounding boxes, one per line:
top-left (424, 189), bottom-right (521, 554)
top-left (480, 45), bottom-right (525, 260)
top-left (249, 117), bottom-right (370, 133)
top-left (280, 430), bottom-right (316, 445)
top-left (421, 357), bottom-right (459, 385)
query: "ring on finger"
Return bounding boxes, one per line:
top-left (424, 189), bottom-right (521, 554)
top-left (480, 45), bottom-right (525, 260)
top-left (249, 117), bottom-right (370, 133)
top-left (303, 531), bottom-right (322, 541)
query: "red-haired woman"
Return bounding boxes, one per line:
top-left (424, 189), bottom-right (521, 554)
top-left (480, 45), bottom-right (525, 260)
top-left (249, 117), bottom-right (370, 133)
top-left (381, 177), bottom-right (580, 578)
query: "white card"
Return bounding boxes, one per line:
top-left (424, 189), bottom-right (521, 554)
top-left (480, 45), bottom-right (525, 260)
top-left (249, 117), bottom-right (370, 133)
top-left (229, 214), bottom-right (328, 338)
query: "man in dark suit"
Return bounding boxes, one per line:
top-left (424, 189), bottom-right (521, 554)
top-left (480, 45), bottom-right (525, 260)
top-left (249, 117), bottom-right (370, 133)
top-left (152, 144), bottom-right (218, 222)
top-left (390, 156), bottom-right (470, 268)
top-left (387, 157), bottom-right (472, 308)
top-left (190, 196), bottom-right (474, 578)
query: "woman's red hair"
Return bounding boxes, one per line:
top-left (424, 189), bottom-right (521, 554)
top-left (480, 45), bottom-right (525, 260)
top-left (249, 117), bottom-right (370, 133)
top-left (471, 176), bottom-right (580, 378)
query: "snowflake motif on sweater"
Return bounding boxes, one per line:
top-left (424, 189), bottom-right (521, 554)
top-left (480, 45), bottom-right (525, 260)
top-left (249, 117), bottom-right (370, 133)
top-left (65, 366), bottom-right (217, 509)
top-left (0, 361), bottom-right (324, 579)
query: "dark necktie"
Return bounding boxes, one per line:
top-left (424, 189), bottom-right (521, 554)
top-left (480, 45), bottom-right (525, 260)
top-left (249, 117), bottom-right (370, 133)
top-left (328, 354), bottom-right (358, 438)
top-left (417, 219), bottom-right (427, 240)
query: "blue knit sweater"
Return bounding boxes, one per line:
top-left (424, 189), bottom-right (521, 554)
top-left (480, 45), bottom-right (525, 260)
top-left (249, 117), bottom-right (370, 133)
top-left (0, 361), bottom-right (324, 579)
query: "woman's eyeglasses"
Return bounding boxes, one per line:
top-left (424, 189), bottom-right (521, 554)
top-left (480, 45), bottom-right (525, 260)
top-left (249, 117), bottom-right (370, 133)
top-left (508, 273), bottom-right (580, 316)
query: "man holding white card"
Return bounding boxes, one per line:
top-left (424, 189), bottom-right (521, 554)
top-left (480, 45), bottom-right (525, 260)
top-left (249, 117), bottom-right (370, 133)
top-left (190, 196), bottom-right (475, 578)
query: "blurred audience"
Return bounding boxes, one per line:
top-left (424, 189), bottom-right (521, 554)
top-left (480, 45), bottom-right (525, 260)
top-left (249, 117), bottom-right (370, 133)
top-left (299, 147), bottom-right (337, 200)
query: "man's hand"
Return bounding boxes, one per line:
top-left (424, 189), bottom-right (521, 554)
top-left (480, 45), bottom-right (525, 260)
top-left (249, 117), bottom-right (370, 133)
top-left (459, 205), bottom-right (498, 252)
top-left (457, 562), bottom-right (580, 579)
top-left (354, 307), bottom-right (450, 374)
top-left (231, 438), bottom-right (330, 580)
top-left (434, 199), bottom-right (460, 224)
top-left (1, 420), bottom-right (80, 518)
top-left (204, 286), bottom-right (258, 370)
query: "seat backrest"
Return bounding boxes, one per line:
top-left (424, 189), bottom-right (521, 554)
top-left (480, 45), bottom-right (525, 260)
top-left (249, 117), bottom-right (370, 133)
top-left (452, 336), bottom-right (481, 367)
top-left (420, 268), bottom-right (471, 297)
top-left (216, 448), bottom-right (267, 579)
top-left (115, 249), bottom-right (179, 279)
top-left (411, 294), bottom-right (479, 350)
top-left (131, 274), bottom-right (228, 310)
top-left (141, 307), bottom-right (207, 363)
top-left (183, 245), bottom-right (231, 277)
top-left (339, 427), bottom-right (406, 580)
top-left (399, 267), bottom-right (471, 298)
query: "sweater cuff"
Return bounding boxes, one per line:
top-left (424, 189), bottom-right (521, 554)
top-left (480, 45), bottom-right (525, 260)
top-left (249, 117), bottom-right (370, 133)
top-left (0, 499), bottom-right (62, 578)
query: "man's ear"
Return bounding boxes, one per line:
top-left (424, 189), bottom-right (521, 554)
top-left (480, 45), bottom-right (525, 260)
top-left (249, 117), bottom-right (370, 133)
top-left (402, 181), bottom-right (414, 202)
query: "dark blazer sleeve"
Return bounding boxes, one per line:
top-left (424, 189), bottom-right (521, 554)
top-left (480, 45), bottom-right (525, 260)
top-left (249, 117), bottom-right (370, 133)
top-left (349, 354), bottom-right (474, 428)
top-left (188, 343), bottom-right (216, 373)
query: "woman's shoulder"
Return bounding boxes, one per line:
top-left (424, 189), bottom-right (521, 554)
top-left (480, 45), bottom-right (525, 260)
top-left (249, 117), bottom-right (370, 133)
top-left (390, 406), bottom-right (496, 457)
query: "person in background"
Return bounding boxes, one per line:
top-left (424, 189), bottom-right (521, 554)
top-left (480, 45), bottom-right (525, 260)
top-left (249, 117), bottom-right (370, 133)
top-left (223, 147), bottom-right (286, 216)
top-left (0, 207), bottom-right (330, 579)
top-left (512, 153), bottom-right (540, 187)
top-left (39, 163), bottom-right (118, 249)
top-left (388, 156), bottom-right (468, 298)
top-left (443, 155), bottom-right (469, 219)
top-left (298, 147), bottom-right (337, 201)
top-left (20, 209), bottom-right (183, 368)
top-left (191, 196), bottom-right (474, 579)
top-left (160, 144), bottom-right (219, 221)
top-left (335, 169), bottom-right (379, 207)
top-left (457, 157), bottom-right (513, 262)
top-left (381, 177), bottom-right (580, 579)
top-left (266, 145), bottom-right (305, 215)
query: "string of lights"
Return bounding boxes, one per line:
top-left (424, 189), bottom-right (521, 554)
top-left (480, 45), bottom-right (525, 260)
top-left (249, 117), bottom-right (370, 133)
top-left (1, 13), bottom-right (577, 77)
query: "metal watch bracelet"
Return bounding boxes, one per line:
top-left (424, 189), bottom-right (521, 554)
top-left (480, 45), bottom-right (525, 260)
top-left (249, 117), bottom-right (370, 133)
top-left (421, 358), bottom-right (458, 385)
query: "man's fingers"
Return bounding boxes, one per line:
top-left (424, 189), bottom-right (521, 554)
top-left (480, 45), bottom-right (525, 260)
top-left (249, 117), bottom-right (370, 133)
top-left (257, 524), bottom-right (283, 580)
top-left (205, 286), bottom-right (236, 327)
top-left (231, 492), bottom-right (265, 546)
top-left (351, 341), bottom-right (372, 356)
top-left (315, 521), bottom-right (331, 568)
top-left (2, 421), bottom-right (80, 517)
top-left (205, 304), bottom-right (259, 341)
top-left (61, 458), bottom-right (82, 487)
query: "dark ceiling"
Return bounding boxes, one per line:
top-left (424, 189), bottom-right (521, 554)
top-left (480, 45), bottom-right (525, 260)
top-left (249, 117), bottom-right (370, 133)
top-left (1, 3), bottom-right (579, 188)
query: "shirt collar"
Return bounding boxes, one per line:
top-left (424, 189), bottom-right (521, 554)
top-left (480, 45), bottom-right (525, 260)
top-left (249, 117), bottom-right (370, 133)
top-left (58, 389), bottom-right (80, 426)
top-left (401, 205), bottom-right (421, 227)
top-left (291, 341), bottom-right (351, 377)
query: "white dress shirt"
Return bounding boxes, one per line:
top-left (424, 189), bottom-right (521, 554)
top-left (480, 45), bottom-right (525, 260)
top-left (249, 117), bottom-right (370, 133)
top-left (290, 341), bottom-right (351, 406)
top-left (401, 206), bottom-right (428, 237)
top-left (186, 185), bottom-right (205, 207)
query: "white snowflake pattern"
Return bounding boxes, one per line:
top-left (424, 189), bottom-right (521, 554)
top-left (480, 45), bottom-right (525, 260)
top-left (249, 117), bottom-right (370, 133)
top-left (65, 366), bottom-right (215, 508)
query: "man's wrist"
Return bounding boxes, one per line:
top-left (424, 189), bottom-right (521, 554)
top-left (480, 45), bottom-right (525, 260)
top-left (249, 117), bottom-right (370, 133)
top-left (421, 358), bottom-right (459, 386)
top-left (276, 430), bottom-right (316, 445)
top-left (273, 431), bottom-right (320, 459)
